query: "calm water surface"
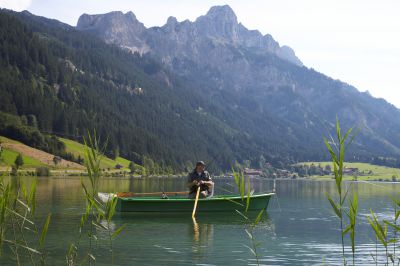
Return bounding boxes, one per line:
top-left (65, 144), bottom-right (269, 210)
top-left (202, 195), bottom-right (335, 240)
top-left (1, 177), bottom-right (399, 265)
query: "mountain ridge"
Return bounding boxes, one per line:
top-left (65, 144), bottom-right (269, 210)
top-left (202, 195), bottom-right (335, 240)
top-left (77, 5), bottom-right (303, 66)
top-left (1, 7), bottom-right (400, 171)
top-left (1, 9), bottom-right (288, 171)
top-left (76, 5), bottom-right (400, 162)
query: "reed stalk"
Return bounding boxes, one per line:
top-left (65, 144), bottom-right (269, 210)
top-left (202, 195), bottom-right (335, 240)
top-left (232, 169), bottom-right (265, 266)
top-left (324, 117), bottom-right (358, 265)
top-left (0, 172), bottom-right (51, 265)
top-left (67, 131), bottom-right (124, 266)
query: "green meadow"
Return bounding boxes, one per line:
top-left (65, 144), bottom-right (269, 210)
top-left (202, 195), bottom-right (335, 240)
top-left (298, 161), bottom-right (400, 181)
top-left (0, 148), bottom-right (44, 169)
top-left (60, 137), bottom-right (131, 170)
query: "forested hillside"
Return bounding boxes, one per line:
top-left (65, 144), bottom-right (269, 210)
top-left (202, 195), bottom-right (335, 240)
top-left (0, 9), bottom-right (268, 172)
top-left (1, 8), bottom-right (399, 172)
top-left (77, 6), bottom-right (400, 168)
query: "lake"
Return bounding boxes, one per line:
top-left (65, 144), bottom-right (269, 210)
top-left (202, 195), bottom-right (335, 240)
top-left (1, 176), bottom-right (399, 265)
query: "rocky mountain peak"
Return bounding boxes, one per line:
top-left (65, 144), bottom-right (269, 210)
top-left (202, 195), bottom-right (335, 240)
top-left (166, 16), bottom-right (178, 26)
top-left (76, 5), bottom-right (303, 65)
top-left (77, 11), bottom-right (145, 31)
top-left (194, 5), bottom-right (239, 41)
top-left (204, 5), bottom-right (238, 24)
top-left (277, 45), bottom-right (303, 66)
top-left (163, 16), bottom-right (179, 32)
top-left (77, 11), bottom-right (149, 54)
top-left (125, 11), bottom-right (137, 20)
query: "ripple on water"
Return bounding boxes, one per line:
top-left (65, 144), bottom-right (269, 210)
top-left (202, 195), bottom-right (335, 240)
top-left (1, 177), bottom-right (398, 266)
top-left (258, 241), bottom-right (390, 265)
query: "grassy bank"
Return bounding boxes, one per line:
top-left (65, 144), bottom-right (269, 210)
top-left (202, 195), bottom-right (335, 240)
top-left (0, 136), bottom-right (137, 175)
top-left (0, 147), bottom-right (44, 168)
top-left (0, 135), bottom-right (83, 169)
top-left (60, 137), bottom-right (131, 171)
top-left (298, 161), bottom-right (400, 181)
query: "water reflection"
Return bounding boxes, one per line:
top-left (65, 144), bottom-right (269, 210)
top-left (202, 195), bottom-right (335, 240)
top-left (190, 217), bottom-right (214, 264)
top-left (192, 217), bottom-right (200, 242)
top-left (1, 176), bottom-right (399, 265)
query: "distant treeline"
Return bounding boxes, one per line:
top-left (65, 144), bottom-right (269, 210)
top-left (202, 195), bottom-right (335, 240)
top-left (291, 164), bottom-right (332, 177)
top-left (0, 10), bottom-right (328, 173)
top-left (0, 10), bottom-right (399, 172)
top-left (0, 11), bottom-right (199, 171)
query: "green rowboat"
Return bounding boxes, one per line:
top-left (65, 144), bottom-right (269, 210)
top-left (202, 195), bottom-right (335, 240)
top-left (98, 192), bottom-right (274, 213)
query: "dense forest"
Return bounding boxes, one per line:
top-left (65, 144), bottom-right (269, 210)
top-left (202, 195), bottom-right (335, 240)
top-left (77, 7), bottom-right (400, 168)
top-left (0, 9), bottom-right (399, 172)
top-left (0, 10), bottom-right (268, 172)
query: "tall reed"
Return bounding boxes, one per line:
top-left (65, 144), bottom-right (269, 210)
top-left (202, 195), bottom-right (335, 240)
top-left (388, 196), bottom-right (400, 263)
top-left (324, 118), bottom-right (358, 265)
top-left (0, 173), bottom-right (51, 265)
top-left (67, 132), bottom-right (124, 266)
top-left (368, 195), bottom-right (400, 265)
top-left (232, 169), bottom-right (265, 266)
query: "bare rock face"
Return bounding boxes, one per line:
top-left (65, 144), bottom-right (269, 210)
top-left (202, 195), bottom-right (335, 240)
top-left (77, 11), bottom-right (149, 54)
top-left (74, 5), bottom-right (400, 159)
top-left (277, 46), bottom-right (303, 66)
top-left (76, 5), bottom-right (302, 66)
top-left (194, 5), bottom-right (240, 42)
top-left (76, 5), bottom-right (304, 102)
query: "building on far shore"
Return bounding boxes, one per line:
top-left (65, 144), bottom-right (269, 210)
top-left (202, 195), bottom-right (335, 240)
top-left (244, 168), bottom-right (263, 176)
top-left (343, 167), bottom-right (358, 175)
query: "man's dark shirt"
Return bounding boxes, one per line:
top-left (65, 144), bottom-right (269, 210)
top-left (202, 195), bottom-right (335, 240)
top-left (187, 170), bottom-right (212, 194)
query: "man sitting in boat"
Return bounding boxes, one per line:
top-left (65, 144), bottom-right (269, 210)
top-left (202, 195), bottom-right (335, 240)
top-left (187, 161), bottom-right (214, 198)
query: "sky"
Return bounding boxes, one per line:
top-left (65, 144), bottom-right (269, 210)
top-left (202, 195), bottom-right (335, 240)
top-left (1, 0), bottom-right (399, 108)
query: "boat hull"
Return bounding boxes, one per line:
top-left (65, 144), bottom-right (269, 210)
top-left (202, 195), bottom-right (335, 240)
top-left (115, 193), bottom-right (274, 212)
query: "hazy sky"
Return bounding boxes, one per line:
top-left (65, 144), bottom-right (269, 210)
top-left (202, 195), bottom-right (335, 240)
top-left (1, 0), bottom-right (399, 108)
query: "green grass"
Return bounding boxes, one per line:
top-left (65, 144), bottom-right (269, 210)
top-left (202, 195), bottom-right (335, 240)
top-left (0, 135), bottom-right (137, 173)
top-left (0, 148), bottom-right (44, 168)
top-left (60, 137), bottom-right (131, 170)
top-left (115, 156), bottom-right (131, 166)
top-left (298, 162), bottom-right (400, 181)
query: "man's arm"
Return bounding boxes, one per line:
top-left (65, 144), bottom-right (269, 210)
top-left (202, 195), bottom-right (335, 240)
top-left (187, 180), bottom-right (199, 188)
top-left (187, 172), bottom-right (198, 188)
top-left (201, 172), bottom-right (214, 185)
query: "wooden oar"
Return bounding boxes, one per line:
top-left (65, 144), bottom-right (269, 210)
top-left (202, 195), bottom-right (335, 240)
top-left (117, 191), bottom-right (188, 198)
top-left (191, 186), bottom-right (201, 218)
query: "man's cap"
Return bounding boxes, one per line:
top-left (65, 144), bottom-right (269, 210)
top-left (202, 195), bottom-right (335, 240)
top-left (196, 161), bottom-right (206, 166)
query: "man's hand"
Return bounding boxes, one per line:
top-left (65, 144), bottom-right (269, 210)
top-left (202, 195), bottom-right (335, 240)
top-left (192, 180), bottom-right (212, 186)
top-left (192, 180), bottom-right (201, 186)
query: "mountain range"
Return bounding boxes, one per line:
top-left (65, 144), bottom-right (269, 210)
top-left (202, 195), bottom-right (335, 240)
top-left (76, 6), bottom-right (400, 162)
top-left (0, 5), bottom-right (399, 171)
